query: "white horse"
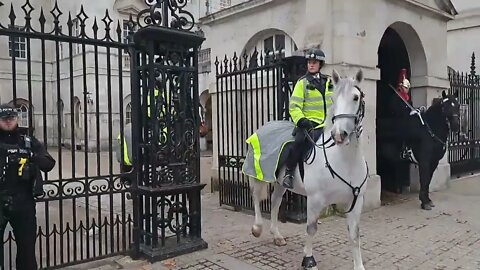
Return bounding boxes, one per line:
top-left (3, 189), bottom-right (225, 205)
top-left (249, 69), bottom-right (369, 270)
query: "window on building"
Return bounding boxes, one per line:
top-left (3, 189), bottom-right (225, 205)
top-left (244, 31), bottom-right (297, 68)
top-left (8, 26), bottom-right (26, 59)
top-left (123, 20), bottom-right (137, 53)
top-left (72, 19), bottom-right (81, 54)
top-left (125, 102), bottom-right (132, 124)
top-left (199, 48), bottom-right (211, 74)
top-left (74, 97), bottom-right (81, 128)
top-left (122, 20), bottom-right (134, 44)
top-left (264, 34), bottom-right (285, 65)
top-left (17, 104), bottom-right (29, 128)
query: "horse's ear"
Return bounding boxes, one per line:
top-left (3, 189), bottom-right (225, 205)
top-left (454, 90), bottom-right (459, 97)
top-left (442, 90), bottom-right (447, 99)
top-left (332, 69), bottom-right (340, 84)
top-left (355, 69), bottom-right (363, 83)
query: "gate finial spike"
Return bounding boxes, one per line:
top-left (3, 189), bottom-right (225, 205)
top-left (116, 19), bottom-right (122, 40)
top-left (470, 52), bottom-right (476, 77)
top-left (39, 8), bottom-right (46, 32)
top-left (93, 17), bottom-right (99, 38)
top-left (9, 2), bottom-right (16, 27)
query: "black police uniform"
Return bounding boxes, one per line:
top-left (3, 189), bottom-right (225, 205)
top-left (0, 104), bottom-right (55, 269)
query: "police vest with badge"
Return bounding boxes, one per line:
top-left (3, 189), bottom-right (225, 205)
top-left (0, 105), bottom-right (51, 197)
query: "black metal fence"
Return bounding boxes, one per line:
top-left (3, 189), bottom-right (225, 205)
top-left (215, 50), bottom-right (309, 221)
top-left (448, 53), bottom-right (480, 176)
top-left (1, 0), bottom-right (206, 269)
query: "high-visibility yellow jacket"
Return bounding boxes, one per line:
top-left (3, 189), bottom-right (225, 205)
top-left (117, 87), bottom-right (174, 166)
top-left (289, 75), bottom-right (334, 128)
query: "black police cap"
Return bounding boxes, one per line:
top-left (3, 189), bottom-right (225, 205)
top-left (0, 104), bottom-right (18, 119)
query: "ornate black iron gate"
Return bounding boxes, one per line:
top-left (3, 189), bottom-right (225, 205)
top-left (0, 0), bottom-right (206, 269)
top-left (215, 51), bottom-right (310, 222)
top-left (448, 53), bottom-right (480, 176)
top-left (128, 2), bottom-right (207, 261)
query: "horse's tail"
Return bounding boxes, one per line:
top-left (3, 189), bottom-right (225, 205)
top-left (249, 177), bottom-right (269, 202)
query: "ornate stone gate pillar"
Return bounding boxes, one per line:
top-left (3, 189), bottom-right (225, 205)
top-left (129, 0), bottom-right (208, 262)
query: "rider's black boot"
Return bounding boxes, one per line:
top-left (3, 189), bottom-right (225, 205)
top-left (283, 167), bottom-right (295, 189)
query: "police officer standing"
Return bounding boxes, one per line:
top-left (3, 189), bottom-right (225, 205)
top-left (0, 103), bottom-right (55, 269)
top-left (283, 49), bottom-right (334, 189)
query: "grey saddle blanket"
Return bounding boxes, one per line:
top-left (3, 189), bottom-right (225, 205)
top-left (242, 120), bottom-right (296, 183)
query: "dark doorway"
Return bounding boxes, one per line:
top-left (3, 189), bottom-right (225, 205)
top-left (376, 27), bottom-right (411, 196)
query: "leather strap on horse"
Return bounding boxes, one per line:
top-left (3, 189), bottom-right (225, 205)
top-left (387, 84), bottom-right (426, 124)
top-left (387, 84), bottom-right (447, 149)
top-left (320, 134), bottom-right (369, 213)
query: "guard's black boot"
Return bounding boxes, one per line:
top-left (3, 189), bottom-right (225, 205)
top-left (282, 168), bottom-right (294, 189)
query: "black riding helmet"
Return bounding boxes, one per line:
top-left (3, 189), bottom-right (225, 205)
top-left (0, 103), bottom-right (18, 119)
top-left (305, 49), bottom-right (326, 62)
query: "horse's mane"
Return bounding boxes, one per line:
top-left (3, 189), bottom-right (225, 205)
top-left (431, 98), bottom-right (443, 107)
top-left (425, 97), bottom-right (444, 117)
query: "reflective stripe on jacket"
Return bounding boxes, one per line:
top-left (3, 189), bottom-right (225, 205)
top-left (116, 123), bottom-right (132, 166)
top-left (289, 76), bottom-right (334, 128)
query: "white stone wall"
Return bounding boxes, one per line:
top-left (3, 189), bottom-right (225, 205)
top-left (447, 9), bottom-right (480, 72)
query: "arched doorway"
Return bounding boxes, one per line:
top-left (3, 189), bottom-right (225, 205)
top-left (376, 24), bottom-right (424, 197)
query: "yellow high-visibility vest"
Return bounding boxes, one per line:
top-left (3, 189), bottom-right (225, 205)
top-left (289, 76), bottom-right (334, 128)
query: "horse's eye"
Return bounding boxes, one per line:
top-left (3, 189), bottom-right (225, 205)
top-left (353, 95), bottom-right (359, 101)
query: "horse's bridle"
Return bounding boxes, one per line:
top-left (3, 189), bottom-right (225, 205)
top-left (330, 86), bottom-right (366, 138)
top-left (440, 97), bottom-right (459, 131)
top-left (421, 97), bottom-right (459, 149)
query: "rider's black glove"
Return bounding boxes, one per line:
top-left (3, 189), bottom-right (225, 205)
top-left (297, 118), bottom-right (315, 130)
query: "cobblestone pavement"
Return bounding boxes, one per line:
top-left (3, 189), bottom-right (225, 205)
top-left (73, 179), bottom-right (480, 270)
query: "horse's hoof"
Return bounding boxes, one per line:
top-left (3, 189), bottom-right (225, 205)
top-left (428, 201), bottom-right (435, 207)
top-left (354, 266), bottom-right (366, 270)
top-left (301, 256), bottom-right (317, 270)
top-left (274, 237), bottom-right (287, 246)
top-left (421, 203), bottom-right (432, 211)
top-left (251, 225), bottom-right (262, 238)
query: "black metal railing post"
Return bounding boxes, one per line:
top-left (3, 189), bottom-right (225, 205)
top-left (469, 53), bottom-right (476, 165)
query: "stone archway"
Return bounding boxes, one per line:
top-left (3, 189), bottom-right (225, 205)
top-left (376, 22), bottom-right (428, 197)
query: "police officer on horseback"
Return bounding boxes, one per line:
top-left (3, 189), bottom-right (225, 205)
top-left (0, 103), bottom-right (55, 269)
top-left (283, 48), bottom-right (334, 189)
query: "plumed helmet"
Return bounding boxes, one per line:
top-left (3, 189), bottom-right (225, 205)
top-left (401, 78), bottom-right (411, 89)
top-left (397, 68), bottom-right (409, 89)
top-left (305, 49), bottom-right (326, 62)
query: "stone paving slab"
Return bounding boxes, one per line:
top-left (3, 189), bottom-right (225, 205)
top-left (74, 185), bottom-right (480, 270)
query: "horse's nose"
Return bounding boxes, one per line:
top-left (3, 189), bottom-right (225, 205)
top-left (332, 130), bottom-right (348, 144)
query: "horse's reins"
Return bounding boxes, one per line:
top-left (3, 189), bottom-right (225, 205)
top-left (304, 84), bottom-right (369, 214)
top-left (387, 84), bottom-right (453, 149)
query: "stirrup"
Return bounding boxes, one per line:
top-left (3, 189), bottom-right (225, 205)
top-left (282, 171), bottom-right (294, 188)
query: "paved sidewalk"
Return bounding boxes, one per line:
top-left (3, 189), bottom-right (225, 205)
top-left (71, 181), bottom-right (480, 270)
